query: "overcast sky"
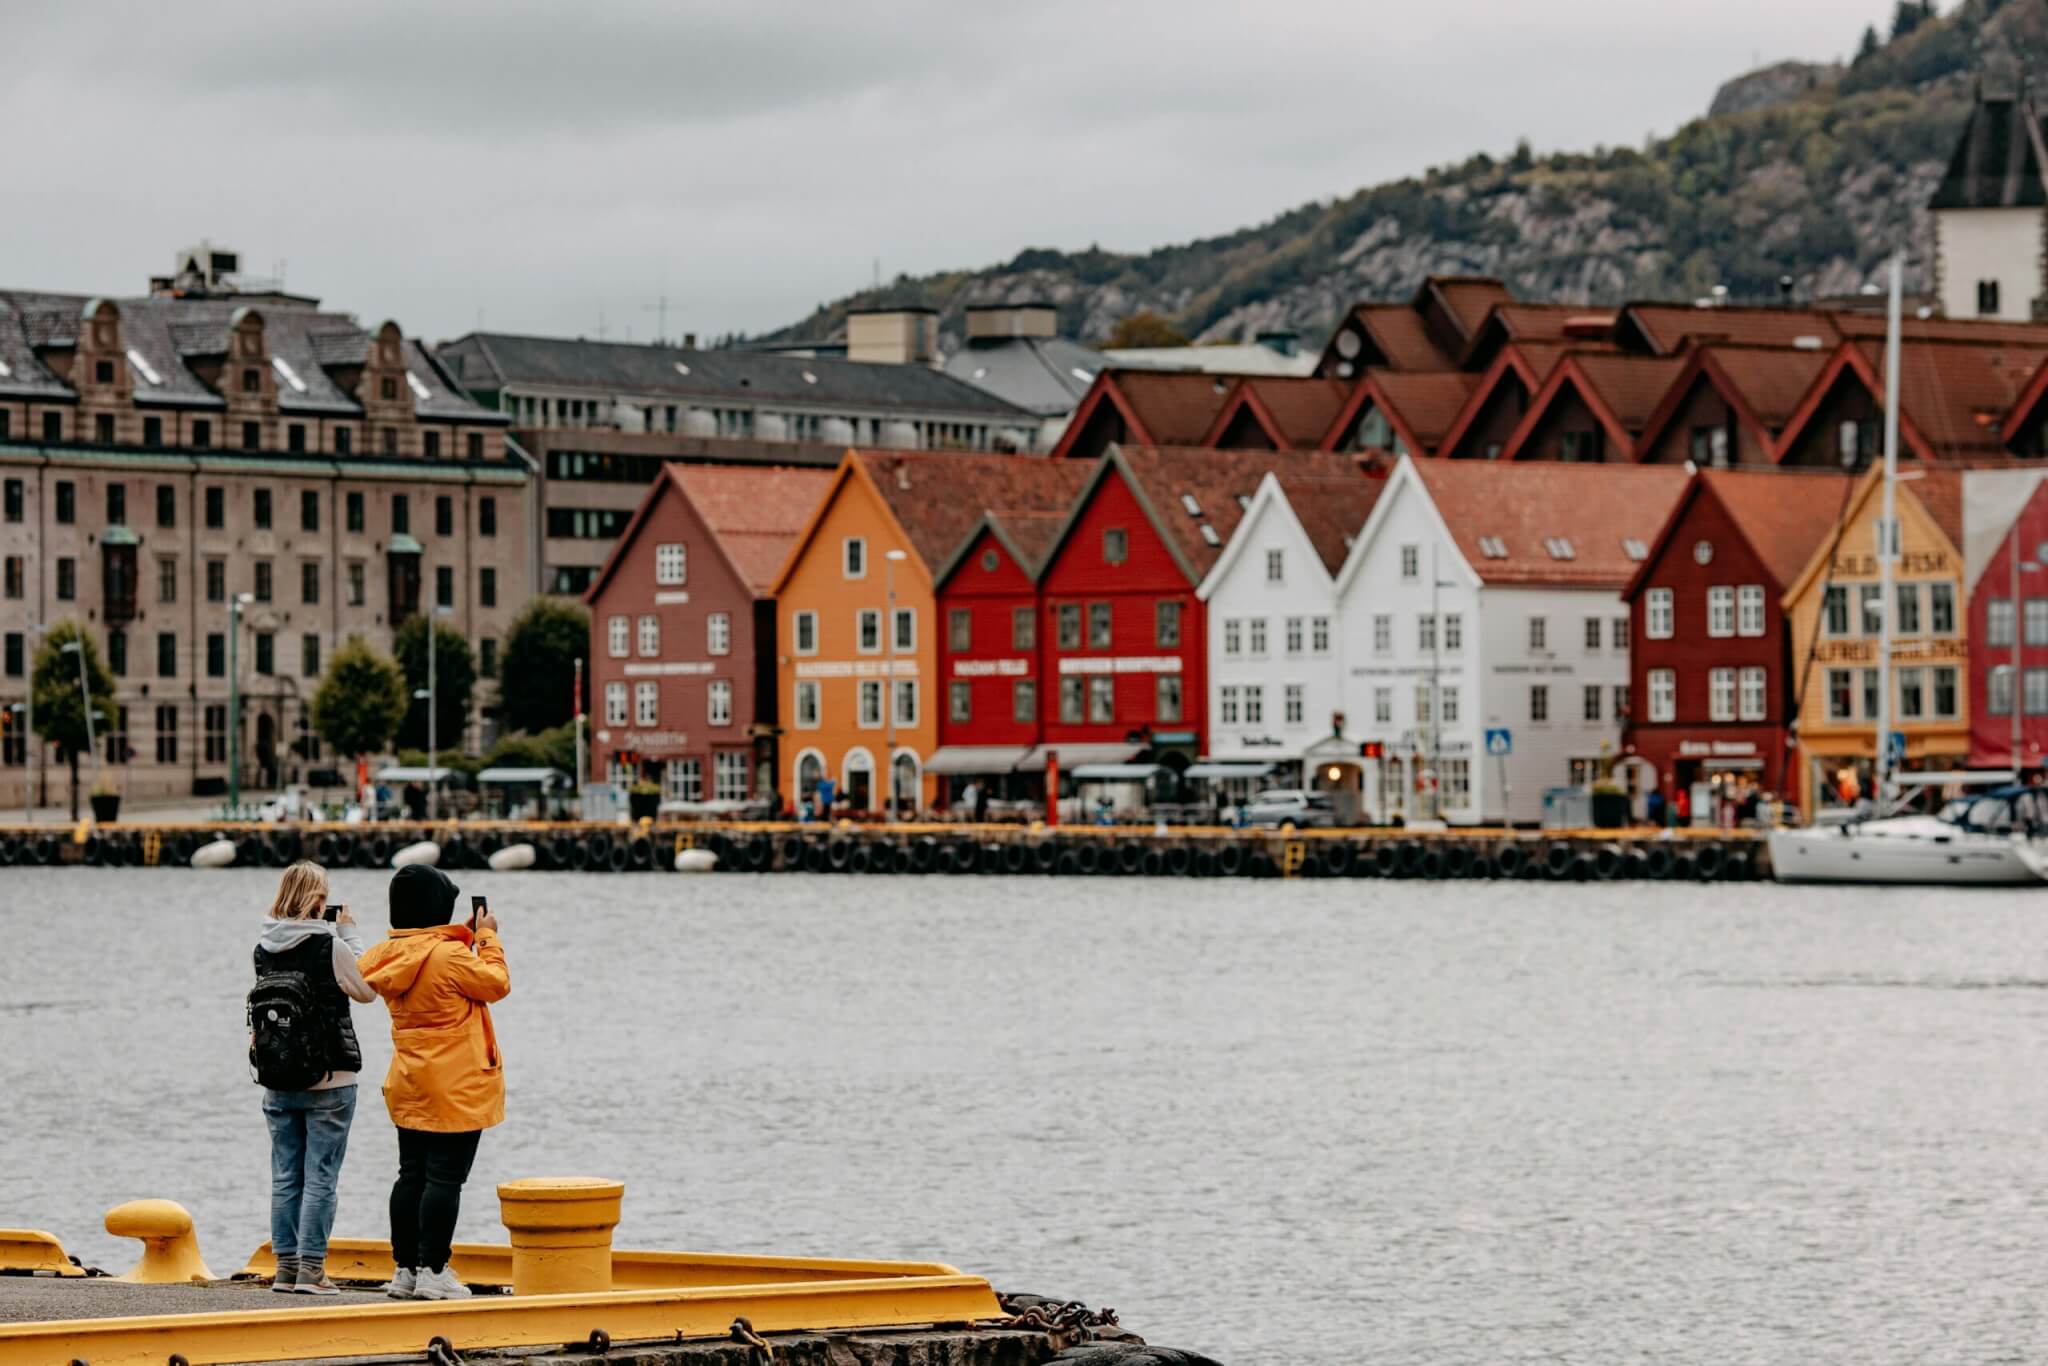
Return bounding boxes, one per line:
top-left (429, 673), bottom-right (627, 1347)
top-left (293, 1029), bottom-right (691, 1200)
top-left (7, 0), bottom-right (1894, 343)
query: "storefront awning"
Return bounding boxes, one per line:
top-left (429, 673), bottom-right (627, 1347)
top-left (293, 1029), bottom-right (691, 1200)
top-left (923, 745), bottom-right (1029, 776)
top-left (1185, 761), bottom-right (1276, 781)
top-left (1703, 757), bottom-right (1764, 770)
top-left (476, 766), bottom-right (569, 787)
top-left (375, 765), bottom-right (461, 784)
top-left (1071, 763), bottom-right (1165, 781)
top-left (1019, 743), bottom-right (1142, 768)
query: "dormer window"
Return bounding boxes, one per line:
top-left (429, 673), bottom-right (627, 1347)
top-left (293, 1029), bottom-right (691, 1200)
top-left (242, 368), bottom-right (260, 393)
top-left (1544, 537), bottom-right (1575, 560)
top-left (1479, 536), bottom-right (1508, 559)
top-left (1978, 279), bottom-right (2001, 316)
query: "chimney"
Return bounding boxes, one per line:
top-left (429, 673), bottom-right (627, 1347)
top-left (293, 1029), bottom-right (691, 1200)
top-left (682, 332), bottom-right (697, 350)
top-left (966, 302), bottom-right (1058, 341)
top-left (847, 306), bottom-right (939, 366)
top-left (1254, 329), bottom-right (1299, 356)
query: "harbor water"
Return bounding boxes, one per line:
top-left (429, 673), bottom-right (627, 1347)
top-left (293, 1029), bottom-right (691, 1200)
top-left (3, 868), bottom-right (2046, 1363)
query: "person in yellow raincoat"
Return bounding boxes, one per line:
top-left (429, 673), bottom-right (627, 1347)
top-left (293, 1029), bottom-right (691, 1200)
top-left (358, 864), bottom-right (510, 1301)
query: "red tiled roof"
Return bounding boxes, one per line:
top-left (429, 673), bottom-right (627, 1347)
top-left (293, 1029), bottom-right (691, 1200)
top-left (1619, 303), bottom-right (1841, 354)
top-left (1111, 446), bottom-right (1364, 584)
top-left (853, 449), bottom-right (1083, 572)
top-left (1696, 345), bottom-right (1833, 427)
top-left (668, 464), bottom-right (838, 595)
top-left (1907, 466), bottom-right (1964, 547)
top-left (1887, 340), bottom-right (2048, 458)
top-left (1833, 313), bottom-right (2048, 347)
top-left (1426, 277), bottom-right (1515, 341)
top-left (1234, 376), bottom-right (1354, 447)
top-left (1409, 460), bottom-right (1691, 587)
top-left (1350, 304), bottom-right (1454, 370)
top-left (1339, 370), bottom-right (1482, 451)
top-left (1108, 369), bottom-right (1237, 445)
top-left (1697, 468), bottom-right (1860, 588)
top-left (988, 509), bottom-right (1073, 574)
top-left (1273, 469), bottom-right (1386, 575)
top-left (1568, 353), bottom-right (1689, 430)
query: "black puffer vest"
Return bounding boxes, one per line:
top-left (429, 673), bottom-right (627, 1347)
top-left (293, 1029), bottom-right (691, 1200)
top-left (253, 933), bottom-right (363, 1076)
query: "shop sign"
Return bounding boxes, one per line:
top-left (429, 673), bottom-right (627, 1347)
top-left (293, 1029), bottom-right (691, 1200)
top-left (1677, 739), bottom-right (1757, 757)
top-left (795, 659), bottom-right (919, 679)
top-left (620, 729), bottom-right (692, 755)
top-left (953, 658), bottom-right (1030, 677)
top-left (1056, 656), bottom-right (1181, 675)
top-left (623, 661), bottom-right (715, 677)
top-left (1811, 637), bottom-right (1967, 664)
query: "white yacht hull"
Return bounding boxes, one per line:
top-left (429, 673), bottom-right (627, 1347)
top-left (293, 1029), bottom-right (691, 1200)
top-left (1768, 824), bottom-right (2044, 885)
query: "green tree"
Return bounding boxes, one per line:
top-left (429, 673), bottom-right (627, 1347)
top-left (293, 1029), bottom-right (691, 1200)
top-left (394, 616), bottom-right (476, 752)
top-left (1102, 311), bottom-right (1190, 349)
top-left (499, 600), bottom-right (589, 734)
top-left (1891, 0), bottom-right (1933, 40)
top-left (312, 635), bottom-right (408, 762)
top-left (30, 621), bottom-right (117, 819)
top-left (1854, 22), bottom-right (1882, 61)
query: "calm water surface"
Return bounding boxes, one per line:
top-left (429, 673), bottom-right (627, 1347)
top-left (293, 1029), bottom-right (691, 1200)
top-left (3, 868), bottom-right (2047, 1363)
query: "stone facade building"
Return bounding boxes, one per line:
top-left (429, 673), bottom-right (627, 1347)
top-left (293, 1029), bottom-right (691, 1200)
top-left (0, 250), bottom-right (523, 807)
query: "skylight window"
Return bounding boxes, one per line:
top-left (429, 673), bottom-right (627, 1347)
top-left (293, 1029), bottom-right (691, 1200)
top-left (1199, 524), bottom-right (1221, 547)
top-left (1622, 538), bottom-right (1649, 561)
top-left (1070, 367), bottom-right (1094, 383)
top-left (972, 367), bottom-right (989, 380)
top-left (1544, 537), bottom-right (1576, 560)
top-left (673, 361), bottom-right (692, 377)
top-left (1235, 494), bottom-right (1251, 510)
top-left (802, 370), bottom-right (817, 385)
top-left (406, 371), bottom-right (433, 401)
top-left (1478, 536), bottom-right (1507, 559)
top-left (0, 359), bottom-right (14, 378)
top-left (270, 357), bottom-right (307, 393)
top-left (126, 349), bottom-right (162, 386)
top-left (1180, 493), bottom-right (1202, 517)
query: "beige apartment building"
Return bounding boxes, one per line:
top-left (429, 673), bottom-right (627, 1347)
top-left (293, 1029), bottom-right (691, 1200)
top-left (0, 246), bottom-right (529, 807)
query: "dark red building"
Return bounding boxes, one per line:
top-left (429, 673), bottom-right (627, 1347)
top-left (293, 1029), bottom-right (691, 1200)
top-left (583, 463), bottom-right (833, 806)
top-left (1621, 468), bottom-right (1852, 812)
top-left (1968, 476), bottom-right (2048, 770)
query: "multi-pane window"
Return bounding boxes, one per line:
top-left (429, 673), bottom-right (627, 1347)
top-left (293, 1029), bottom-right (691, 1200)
top-left (950, 681), bottom-right (972, 722)
top-left (1739, 666), bottom-right (1766, 721)
top-left (795, 680), bottom-right (820, 727)
top-left (1613, 616), bottom-right (1630, 651)
top-left (1418, 614), bottom-right (1436, 651)
top-left (1584, 617), bottom-right (1601, 651)
top-left (1374, 686), bottom-right (1392, 724)
top-left (1057, 604), bottom-right (1081, 649)
top-left (2027, 599), bottom-right (2048, 647)
top-left (1648, 669), bottom-right (1675, 722)
top-left (203, 704), bottom-right (227, 764)
top-left (1736, 585), bottom-right (1765, 637)
top-left (1088, 675), bottom-right (1114, 723)
top-left (1284, 683), bottom-right (1304, 726)
top-left (1157, 600), bottom-right (1181, 648)
top-left (1088, 603), bottom-right (1111, 649)
top-left (714, 752), bottom-right (749, 802)
top-left (1897, 583), bottom-right (1922, 636)
top-left (1373, 615), bottom-right (1390, 653)
top-left (1646, 588), bottom-right (1673, 639)
top-left (1706, 587), bottom-right (1734, 637)
top-left (1827, 668), bottom-right (1854, 721)
top-left (1312, 617), bottom-right (1330, 653)
top-left (1930, 583), bottom-right (1956, 634)
top-left (157, 631), bottom-right (176, 678)
top-left (892, 608), bottom-right (914, 652)
top-left (635, 681), bottom-right (659, 726)
top-left (1898, 667), bottom-right (1925, 720)
top-left (707, 613), bottom-right (730, 655)
top-left (303, 634), bottom-right (321, 678)
top-left (301, 561), bottom-right (319, 605)
top-left (893, 679), bottom-right (917, 726)
top-left (1708, 667), bottom-right (1735, 722)
top-left (655, 544), bottom-right (686, 585)
top-left (794, 611), bottom-right (817, 654)
top-left (1157, 675), bottom-right (1183, 723)
top-left (154, 705), bottom-right (178, 764)
top-left (1531, 684), bottom-right (1551, 721)
top-left (1416, 683), bottom-right (1432, 725)
top-left (665, 758), bottom-right (702, 803)
top-left (1265, 549), bottom-right (1284, 582)
top-left (949, 610), bottom-right (972, 652)
top-left (1529, 616), bottom-right (1547, 651)
top-left (842, 537), bottom-right (865, 579)
top-left (1934, 665), bottom-right (1958, 718)
top-left (859, 680), bottom-right (883, 727)
top-left (1823, 585), bottom-right (1851, 636)
top-left (1104, 528), bottom-right (1128, 564)
top-left (1583, 685), bottom-right (1602, 721)
top-left (857, 609), bottom-right (880, 653)
top-left (1860, 585), bottom-right (1884, 637)
top-left (607, 615), bottom-right (628, 658)
top-left (1399, 545), bottom-right (1418, 580)
top-left (2026, 669), bottom-right (2048, 716)
top-left (1441, 686), bottom-right (1459, 724)
top-left (1248, 618), bottom-right (1267, 655)
top-left (1060, 677), bottom-right (1084, 723)
top-left (1223, 619), bottom-right (1241, 656)
top-left (1614, 684), bottom-right (1630, 719)
top-left (1285, 616), bottom-right (1302, 654)
top-left (1243, 684), bottom-right (1264, 724)
top-left (1219, 685), bottom-right (1239, 725)
top-left (1988, 598), bottom-right (2015, 647)
top-left (157, 557), bottom-right (177, 604)
top-left (1441, 757), bottom-right (1470, 808)
top-left (1012, 679), bottom-right (1036, 722)
top-left (637, 615), bottom-right (660, 657)
top-left (603, 682), bottom-right (627, 725)
top-left (1862, 668), bottom-right (1880, 720)
top-left (1990, 666), bottom-right (2016, 716)
top-left (1012, 607), bottom-right (1034, 650)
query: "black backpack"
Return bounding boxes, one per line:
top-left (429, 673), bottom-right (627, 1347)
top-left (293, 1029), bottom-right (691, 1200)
top-left (247, 968), bottom-right (330, 1091)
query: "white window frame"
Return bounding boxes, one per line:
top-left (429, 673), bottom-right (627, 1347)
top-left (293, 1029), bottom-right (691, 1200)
top-left (856, 608), bottom-right (881, 654)
top-left (1284, 683), bottom-right (1304, 725)
top-left (1529, 616), bottom-right (1546, 652)
top-left (1444, 613), bottom-right (1462, 652)
top-left (714, 751), bottom-right (749, 802)
top-left (1219, 685), bottom-right (1239, 726)
top-left (637, 614), bottom-right (659, 658)
top-left (634, 680), bottom-right (659, 726)
top-left (1372, 614), bottom-right (1390, 653)
top-left (708, 679), bottom-right (732, 726)
top-left (1223, 618), bottom-right (1241, 656)
top-left (1265, 548), bottom-right (1284, 582)
top-left (892, 607), bottom-right (916, 653)
top-left (1738, 666), bottom-right (1766, 722)
top-left (1399, 545), bottom-right (1418, 580)
top-left (893, 678), bottom-right (918, 727)
top-left (795, 679), bottom-right (821, 728)
top-left (793, 610), bottom-right (818, 656)
top-left (1441, 685), bottom-right (1459, 724)
top-left (843, 537), bottom-right (866, 579)
top-left (1648, 669), bottom-right (1675, 723)
top-left (1312, 616), bottom-right (1330, 654)
top-left (607, 614), bottom-right (629, 658)
top-left (1736, 584), bottom-right (1765, 638)
top-left (1646, 588), bottom-right (1674, 640)
top-left (1709, 666), bottom-right (1736, 722)
top-left (1248, 618), bottom-right (1267, 656)
top-left (707, 612), bottom-right (731, 655)
top-left (1373, 686), bottom-right (1392, 724)
top-left (858, 679), bottom-right (883, 728)
top-left (654, 543), bottom-right (685, 585)
top-left (603, 680), bottom-right (627, 725)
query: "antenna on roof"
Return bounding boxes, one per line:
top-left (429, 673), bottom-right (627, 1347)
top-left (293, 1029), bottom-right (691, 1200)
top-left (643, 293), bottom-right (678, 346)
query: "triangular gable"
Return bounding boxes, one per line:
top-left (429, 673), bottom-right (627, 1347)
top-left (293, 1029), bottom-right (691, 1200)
top-left (1969, 476), bottom-right (2048, 600)
top-left (1048, 374), bottom-right (1152, 460)
top-left (1620, 471), bottom-right (1705, 601)
top-left (1497, 355), bottom-right (1636, 461)
top-left (1999, 352), bottom-right (2048, 452)
top-left (1331, 454), bottom-right (1480, 599)
top-left (765, 451), bottom-right (932, 596)
top-left (581, 464), bottom-right (678, 605)
top-left (1196, 471), bottom-right (1318, 599)
top-left (1033, 446), bottom-right (1205, 590)
top-left (1632, 349), bottom-right (1777, 463)
top-left (1433, 346), bottom-right (1545, 460)
top-left (1317, 374), bottom-right (1429, 456)
top-left (1202, 380), bottom-right (1287, 449)
top-left (1780, 466), bottom-right (1966, 609)
top-left (1772, 342), bottom-right (1938, 465)
top-left (933, 510), bottom-right (1054, 593)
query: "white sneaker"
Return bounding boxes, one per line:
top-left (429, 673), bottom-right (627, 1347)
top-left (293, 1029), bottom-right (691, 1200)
top-left (413, 1266), bottom-right (471, 1300)
top-left (382, 1266), bottom-right (418, 1299)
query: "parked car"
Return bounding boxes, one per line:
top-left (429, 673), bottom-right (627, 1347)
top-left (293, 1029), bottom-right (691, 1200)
top-left (1241, 789), bottom-right (1337, 828)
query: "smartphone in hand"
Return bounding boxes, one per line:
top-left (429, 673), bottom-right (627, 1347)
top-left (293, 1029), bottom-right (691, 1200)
top-left (470, 894), bottom-right (488, 930)
top-left (324, 904), bottom-right (341, 923)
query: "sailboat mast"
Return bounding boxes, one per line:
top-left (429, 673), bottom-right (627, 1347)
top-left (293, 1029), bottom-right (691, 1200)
top-left (1874, 253), bottom-right (1903, 803)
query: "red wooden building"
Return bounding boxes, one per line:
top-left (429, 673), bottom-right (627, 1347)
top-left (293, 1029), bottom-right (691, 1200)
top-left (583, 463), bottom-right (833, 807)
top-left (1968, 476), bottom-right (2048, 771)
top-left (927, 462), bottom-right (1093, 803)
top-left (1620, 468), bottom-right (1852, 815)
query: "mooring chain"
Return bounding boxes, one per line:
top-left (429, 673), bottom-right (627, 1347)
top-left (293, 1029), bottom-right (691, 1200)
top-left (730, 1315), bottom-right (775, 1361)
top-left (426, 1336), bottom-right (465, 1366)
top-left (993, 1296), bottom-right (1120, 1351)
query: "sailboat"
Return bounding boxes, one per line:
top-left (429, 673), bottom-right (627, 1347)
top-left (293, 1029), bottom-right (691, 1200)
top-left (1767, 256), bottom-right (2048, 886)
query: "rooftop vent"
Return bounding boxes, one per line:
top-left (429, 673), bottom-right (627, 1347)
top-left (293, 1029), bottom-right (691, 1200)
top-left (1199, 524), bottom-right (1221, 547)
top-left (673, 361), bottom-right (691, 377)
top-left (1622, 538), bottom-right (1648, 561)
top-left (128, 349), bottom-right (163, 386)
top-left (802, 370), bottom-right (818, 385)
top-left (1478, 536), bottom-right (1507, 559)
top-left (0, 359), bottom-right (9, 378)
top-left (1792, 336), bottom-right (1824, 350)
top-left (1180, 493), bottom-right (1202, 517)
top-left (1544, 537), bottom-right (1575, 560)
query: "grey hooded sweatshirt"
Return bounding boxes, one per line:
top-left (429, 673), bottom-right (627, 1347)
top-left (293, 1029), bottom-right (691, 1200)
top-left (256, 917), bottom-right (376, 1090)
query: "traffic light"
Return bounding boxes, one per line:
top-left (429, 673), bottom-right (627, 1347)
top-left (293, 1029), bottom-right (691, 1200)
top-left (1359, 740), bottom-right (1385, 760)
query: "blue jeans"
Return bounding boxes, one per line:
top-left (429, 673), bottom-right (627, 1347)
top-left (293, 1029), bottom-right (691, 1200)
top-left (262, 1085), bottom-right (357, 1265)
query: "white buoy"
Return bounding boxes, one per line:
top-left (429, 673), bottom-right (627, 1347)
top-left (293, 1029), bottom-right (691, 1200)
top-left (674, 848), bottom-right (719, 873)
top-left (190, 838), bottom-right (237, 869)
top-left (488, 842), bottom-right (536, 871)
top-left (390, 840), bottom-right (441, 869)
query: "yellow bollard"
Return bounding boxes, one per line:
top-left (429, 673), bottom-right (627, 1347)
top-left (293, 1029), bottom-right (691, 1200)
top-left (496, 1178), bottom-right (624, 1296)
top-left (104, 1199), bottom-right (215, 1283)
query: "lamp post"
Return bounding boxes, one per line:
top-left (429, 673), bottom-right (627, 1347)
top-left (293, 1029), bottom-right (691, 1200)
top-left (2010, 545), bottom-right (2041, 775)
top-left (884, 548), bottom-right (908, 822)
top-left (229, 592), bottom-right (254, 815)
top-left (22, 621), bottom-right (46, 821)
top-left (61, 640), bottom-right (101, 800)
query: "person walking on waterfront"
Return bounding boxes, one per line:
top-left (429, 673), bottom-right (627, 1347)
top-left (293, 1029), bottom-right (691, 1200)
top-left (250, 861), bottom-right (374, 1296)
top-left (358, 864), bottom-right (510, 1302)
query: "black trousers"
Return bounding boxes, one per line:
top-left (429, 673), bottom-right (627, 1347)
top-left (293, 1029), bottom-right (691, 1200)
top-left (390, 1127), bottom-right (482, 1272)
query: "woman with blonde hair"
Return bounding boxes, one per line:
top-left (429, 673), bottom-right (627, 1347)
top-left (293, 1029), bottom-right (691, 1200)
top-left (248, 860), bottom-right (374, 1295)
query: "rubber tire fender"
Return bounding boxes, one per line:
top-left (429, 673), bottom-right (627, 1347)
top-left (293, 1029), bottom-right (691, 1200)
top-left (1373, 842), bottom-right (1400, 876)
top-left (1073, 841), bottom-right (1101, 876)
top-left (1215, 843), bottom-right (1245, 877)
top-left (1440, 843), bottom-right (1470, 879)
top-left (628, 836), bottom-right (654, 871)
top-left (1118, 842), bottom-right (1146, 875)
top-left (1194, 847), bottom-right (1218, 878)
top-left (778, 834), bottom-right (805, 870)
top-left (1003, 842), bottom-right (1032, 875)
top-left (827, 838), bottom-right (854, 872)
top-left (1493, 843), bottom-right (1524, 879)
top-left (848, 844), bottom-right (873, 874)
top-left (1543, 842), bottom-right (1573, 878)
top-left (1693, 842), bottom-right (1725, 880)
top-left (1034, 841), bottom-right (1059, 874)
top-left (910, 837), bottom-right (938, 874)
top-left (1165, 844), bottom-right (1194, 877)
top-left (1640, 845), bottom-right (1673, 880)
top-left (1322, 842), bottom-right (1355, 878)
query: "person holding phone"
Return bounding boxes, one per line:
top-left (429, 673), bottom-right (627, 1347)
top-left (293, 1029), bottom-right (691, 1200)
top-left (358, 864), bottom-right (510, 1301)
top-left (251, 861), bottom-right (374, 1296)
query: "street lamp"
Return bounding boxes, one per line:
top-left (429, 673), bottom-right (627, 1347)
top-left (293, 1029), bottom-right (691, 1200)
top-left (61, 640), bottom-right (101, 800)
top-left (425, 604), bottom-right (454, 821)
top-left (229, 592), bottom-right (254, 815)
top-left (884, 548), bottom-right (908, 822)
top-left (20, 621), bottom-right (46, 822)
top-left (2008, 548), bottom-right (2041, 775)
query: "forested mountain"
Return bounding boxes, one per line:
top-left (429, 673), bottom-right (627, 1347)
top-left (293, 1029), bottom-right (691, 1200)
top-left (760, 0), bottom-right (2048, 352)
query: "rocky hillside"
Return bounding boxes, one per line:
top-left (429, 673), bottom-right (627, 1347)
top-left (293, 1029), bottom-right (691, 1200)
top-left (761, 0), bottom-right (2048, 352)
